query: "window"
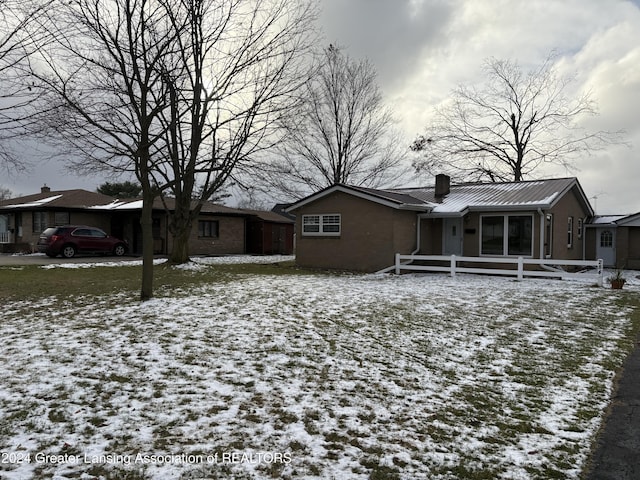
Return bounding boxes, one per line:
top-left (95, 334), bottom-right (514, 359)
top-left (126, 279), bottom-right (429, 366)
top-left (481, 216), bottom-right (504, 255)
top-left (481, 215), bottom-right (533, 256)
top-left (567, 216), bottom-right (573, 248)
top-left (508, 216), bottom-right (533, 255)
top-left (545, 214), bottom-right (553, 258)
top-left (302, 214), bottom-right (341, 236)
top-left (600, 230), bottom-right (613, 248)
top-left (577, 218), bottom-right (583, 239)
top-left (32, 211), bottom-right (47, 234)
top-left (198, 220), bottom-right (219, 238)
top-left (54, 211), bottom-right (70, 226)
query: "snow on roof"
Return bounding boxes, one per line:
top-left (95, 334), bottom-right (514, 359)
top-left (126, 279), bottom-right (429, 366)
top-left (2, 194), bottom-right (63, 208)
top-left (88, 199), bottom-right (144, 210)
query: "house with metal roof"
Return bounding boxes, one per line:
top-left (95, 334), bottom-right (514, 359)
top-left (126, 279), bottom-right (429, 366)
top-left (585, 213), bottom-right (640, 269)
top-left (287, 174), bottom-right (602, 272)
top-left (0, 186), bottom-right (294, 256)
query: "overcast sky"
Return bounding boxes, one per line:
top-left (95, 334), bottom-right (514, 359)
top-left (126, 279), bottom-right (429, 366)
top-left (5, 0), bottom-right (640, 215)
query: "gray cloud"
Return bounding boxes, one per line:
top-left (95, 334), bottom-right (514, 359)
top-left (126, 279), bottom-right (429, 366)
top-left (320, 0), bottom-right (456, 89)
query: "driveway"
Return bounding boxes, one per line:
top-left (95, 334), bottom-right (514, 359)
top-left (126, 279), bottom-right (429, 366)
top-left (0, 253), bottom-right (143, 266)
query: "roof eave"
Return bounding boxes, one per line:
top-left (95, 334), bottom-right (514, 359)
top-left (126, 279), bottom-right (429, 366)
top-left (286, 184), bottom-right (430, 212)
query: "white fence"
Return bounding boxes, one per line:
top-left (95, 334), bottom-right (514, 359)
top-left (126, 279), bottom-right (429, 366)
top-left (394, 254), bottom-right (604, 286)
top-left (0, 231), bottom-right (10, 244)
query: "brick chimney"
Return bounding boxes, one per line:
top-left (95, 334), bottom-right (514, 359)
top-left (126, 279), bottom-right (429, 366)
top-left (435, 174), bottom-right (450, 198)
top-left (41, 184), bottom-right (51, 193)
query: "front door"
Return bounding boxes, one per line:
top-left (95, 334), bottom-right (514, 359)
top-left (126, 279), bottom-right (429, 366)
top-left (596, 228), bottom-right (616, 267)
top-left (443, 218), bottom-right (463, 256)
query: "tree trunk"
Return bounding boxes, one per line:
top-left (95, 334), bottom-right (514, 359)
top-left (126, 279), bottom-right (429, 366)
top-left (139, 190), bottom-right (155, 301)
top-left (167, 197), bottom-right (199, 265)
top-left (168, 226), bottom-right (192, 264)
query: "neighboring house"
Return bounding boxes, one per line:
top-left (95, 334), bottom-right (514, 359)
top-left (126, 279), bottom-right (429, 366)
top-left (0, 186), bottom-right (294, 256)
top-left (287, 175), bottom-right (600, 272)
top-left (245, 210), bottom-right (295, 255)
top-left (585, 213), bottom-right (640, 269)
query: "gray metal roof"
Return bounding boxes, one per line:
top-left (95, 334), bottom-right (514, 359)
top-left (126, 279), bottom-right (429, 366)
top-left (383, 177), bottom-right (581, 214)
top-left (286, 177), bottom-right (592, 216)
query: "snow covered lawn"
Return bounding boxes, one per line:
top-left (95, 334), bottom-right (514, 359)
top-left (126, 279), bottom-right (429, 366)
top-left (1, 261), bottom-right (638, 479)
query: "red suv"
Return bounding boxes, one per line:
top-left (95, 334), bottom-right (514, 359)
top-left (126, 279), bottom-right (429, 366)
top-left (37, 226), bottom-right (128, 258)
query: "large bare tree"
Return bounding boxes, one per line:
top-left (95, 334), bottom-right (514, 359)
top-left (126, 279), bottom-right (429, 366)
top-left (251, 44), bottom-right (408, 200)
top-left (154, 0), bottom-right (317, 264)
top-left (411, 53), bottom-right (619, 182)
top-left (26, 0), bottom-right (317, 291)
top-left (29, 0), bottom-right (182, 300)
top-left (0, 0), bottom-right (51, 174)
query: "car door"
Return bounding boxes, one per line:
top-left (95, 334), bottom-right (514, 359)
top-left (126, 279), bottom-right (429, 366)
top-left (89, 228), bottom-right (110, 252)
top-left (71, 228), bottom-right (96, 252)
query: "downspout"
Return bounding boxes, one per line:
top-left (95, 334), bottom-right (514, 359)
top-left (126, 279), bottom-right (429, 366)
top-left (581, 217), bottom-right (586, 261)
top-left (376, 215), bottom-right (421, 274)
top-left (537, 208), bottom-right (545, 260)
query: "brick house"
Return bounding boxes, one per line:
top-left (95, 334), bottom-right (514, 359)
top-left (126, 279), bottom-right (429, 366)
top-left (286, 175), bottom-right (614, 272)
top-left (0, 186), bottom-right (293, 256)
top-left (585, 213), bottom-right (640, 269)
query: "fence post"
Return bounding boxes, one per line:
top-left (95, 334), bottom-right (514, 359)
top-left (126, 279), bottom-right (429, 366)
top-left (450, 255), bottom-right (456, 278)
top-left (517, 257), bottom-right (524, 281)
top-left (597, 258), bottom-right (603, 287)
top-left (395, 253), bottom-right (400, 275)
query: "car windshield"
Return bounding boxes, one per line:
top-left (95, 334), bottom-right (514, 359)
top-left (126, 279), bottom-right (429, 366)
top-left (41, 228), bottom-right (58, 236)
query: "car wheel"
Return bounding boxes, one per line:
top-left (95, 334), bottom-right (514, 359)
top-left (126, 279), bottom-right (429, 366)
top-left (62, 245), bottom-right (76, 258)
top-left (113, 244), bottom-right (126, 256)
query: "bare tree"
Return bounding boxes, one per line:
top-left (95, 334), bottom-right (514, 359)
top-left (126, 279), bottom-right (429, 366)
top-left (0, 0), bottom-right (51, 174)
top-left (251, 44), bottom-right (408, 200)
top-left (0, 186), bottom-right (14, 201)
top-left (29, 0), bottom-right (182, 300)
top-left (27, 0), bottom-right (317, 289)
top-left (154, 0), bottom-right (317, 264)
top-left (412, 53), bottom-right (620, 182)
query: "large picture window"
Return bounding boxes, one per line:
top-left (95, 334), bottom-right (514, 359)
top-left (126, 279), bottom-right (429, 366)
top-left (481, 215), bottom-right (533, 256)
top-left (302, 214), bottom-right (341, 236)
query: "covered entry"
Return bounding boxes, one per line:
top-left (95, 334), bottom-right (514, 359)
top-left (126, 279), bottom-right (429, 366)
top-left (443, 217), bottom-right (463, 255)
top-left (596, 227), bottom-right (616, 267)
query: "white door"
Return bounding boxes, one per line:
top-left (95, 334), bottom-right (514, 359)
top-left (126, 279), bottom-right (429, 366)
top-left (443, 218), bottom-right (463, 255)
top-left (596, 228), bottom-right (616, 267)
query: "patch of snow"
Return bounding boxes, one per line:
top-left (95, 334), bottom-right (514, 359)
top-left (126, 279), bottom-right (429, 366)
top-left (0, 272), bottom-right (636, 479)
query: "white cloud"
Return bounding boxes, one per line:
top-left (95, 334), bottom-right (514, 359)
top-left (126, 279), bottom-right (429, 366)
top-left (7, 0), bottom-right (640, 214)
top-left (319, 0), bottom-right (640, 213)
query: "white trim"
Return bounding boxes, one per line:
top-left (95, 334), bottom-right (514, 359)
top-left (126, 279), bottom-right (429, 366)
top-left (287, 185), bottom-right (432, 212)
top-left (393, 254), bottom-right (604, 286)
top-left (567, 216), bottom-right (574, 249)
top-left (479, 213), bottom-right (534, 257)
top-left (302, 214), bottom-right (341, 236)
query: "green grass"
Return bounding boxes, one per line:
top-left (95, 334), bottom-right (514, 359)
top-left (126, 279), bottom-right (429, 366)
top-left (0, 259), bottom-right (311, 300)
top-left (1, 261), bottom-right (639, 480)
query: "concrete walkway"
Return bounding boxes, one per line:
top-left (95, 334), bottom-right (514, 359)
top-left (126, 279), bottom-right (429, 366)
top-left (584, 337), bottom-right (640, 480)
